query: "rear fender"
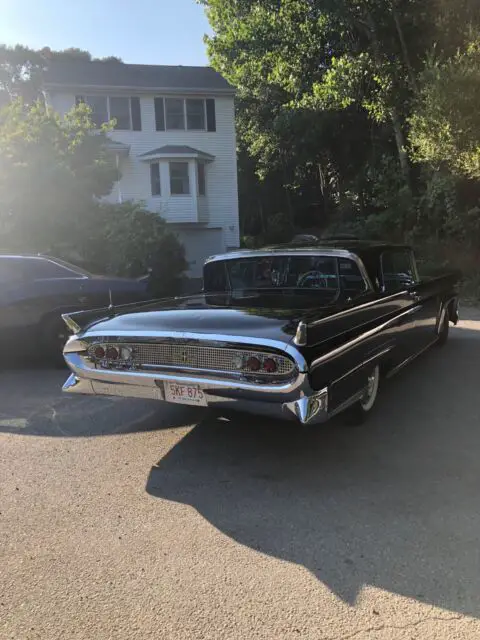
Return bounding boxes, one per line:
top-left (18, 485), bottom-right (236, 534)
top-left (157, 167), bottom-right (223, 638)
top-left (436, 296), bottom-right (459, 333)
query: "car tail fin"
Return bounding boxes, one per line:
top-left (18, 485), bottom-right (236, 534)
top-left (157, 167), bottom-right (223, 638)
top-left (62, 307), bottom-right (111, 334)
top-left (62, 296), bottom-right (155, 334)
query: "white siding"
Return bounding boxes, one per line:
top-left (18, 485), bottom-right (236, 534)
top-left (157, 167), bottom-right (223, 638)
top-left (174, 227), bottom-right (224, 278)
top-left (47, 90), bottom-right (240, 272)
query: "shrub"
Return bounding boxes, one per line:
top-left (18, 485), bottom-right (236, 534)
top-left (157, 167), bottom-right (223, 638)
top-left (51, 202), bottom-right (187, 298)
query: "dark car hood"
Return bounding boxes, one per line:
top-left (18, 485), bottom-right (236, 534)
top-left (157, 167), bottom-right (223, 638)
top-left (82, 292), bottom-right (338, 345)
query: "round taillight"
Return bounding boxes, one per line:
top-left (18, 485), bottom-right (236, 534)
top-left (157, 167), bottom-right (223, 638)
top-left (263, 357), bottom-right (277, 373)
top-left (106, 346), bottom-right (119, 360)
top-left (94, 345), bottom-right (105, 359)
top-left (246, 356), bottom-right (261, 371)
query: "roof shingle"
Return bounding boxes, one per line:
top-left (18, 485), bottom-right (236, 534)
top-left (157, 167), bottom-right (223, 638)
top-left (43, 60), bottom-right (234, 93)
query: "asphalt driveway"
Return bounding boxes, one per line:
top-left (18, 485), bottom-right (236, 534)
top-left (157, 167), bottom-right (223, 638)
top-left (1, 311), bottom-right (480, 639)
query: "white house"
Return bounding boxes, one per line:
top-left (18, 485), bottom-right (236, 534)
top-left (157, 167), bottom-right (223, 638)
top-left (43, 60), bottom-right (240, 278)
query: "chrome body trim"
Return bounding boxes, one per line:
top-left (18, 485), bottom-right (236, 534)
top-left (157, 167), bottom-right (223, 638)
top-left (204, 248), bottom-right (356, 263)
top-left (64, 352), bottom-right (308, 395)
top-left (283, 388), bottom-right (329, 424)
top-left (293, 321), bottom-right (307, 347)
top-left (331, 346), bottom-right (393, 386)
top-left (307, 291), bottom-right (406, 329)
top-left (310, 305), bottom-right (421, 370)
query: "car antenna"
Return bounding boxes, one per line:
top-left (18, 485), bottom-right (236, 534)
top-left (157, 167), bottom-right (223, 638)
top-left (108, 288), bottom-right (115, 316)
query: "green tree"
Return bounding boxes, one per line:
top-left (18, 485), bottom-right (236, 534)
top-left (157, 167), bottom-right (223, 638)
top-left (0, 44), bottom-right (45, 106)
top-left (410, 38), bottom-right (480, 180)
top-left (0, 99), bottom-right (186, 293)
top-left (0, 44), bottom-right (124, 107)
top-left (0, 99), bottom-right (117, 251)
top-left (202, 0), bottom-right (480, 246)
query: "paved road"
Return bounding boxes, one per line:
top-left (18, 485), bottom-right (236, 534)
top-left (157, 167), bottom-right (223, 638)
top-left (1, 312), bottom-right (480, 639)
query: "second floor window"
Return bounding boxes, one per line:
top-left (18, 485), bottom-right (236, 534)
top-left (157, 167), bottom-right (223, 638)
top-left (76, 95), bottom-right (141, 130)
top-left (163, 98), bottom-right (207, 131)
top-left (165, 98), bottom-right (185, 130)
top-left (186, 99), bottom-right (205, 130)
top-left (170, 162), bottom-right (190, 195)
top-left (109, 97), bottom-right (131, 129)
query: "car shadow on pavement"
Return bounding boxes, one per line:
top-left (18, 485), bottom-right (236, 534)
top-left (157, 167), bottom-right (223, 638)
top-left (0, 363), bottom-right (203, 437)
top-left (146, 326), bottom-right (480, 618)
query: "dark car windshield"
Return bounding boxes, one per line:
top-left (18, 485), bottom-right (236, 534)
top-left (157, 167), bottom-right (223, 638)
top-left (204, 255), bottom-right (340, 302)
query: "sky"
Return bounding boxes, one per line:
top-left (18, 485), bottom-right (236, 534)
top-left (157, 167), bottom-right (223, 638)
top-left (0, 0), bottom-right (212, 65)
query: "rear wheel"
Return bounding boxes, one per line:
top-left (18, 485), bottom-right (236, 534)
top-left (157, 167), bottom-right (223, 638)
top-left (437, 307), bottom-right (450, 347)
top-left (343, 364), bottom-right (380, 425)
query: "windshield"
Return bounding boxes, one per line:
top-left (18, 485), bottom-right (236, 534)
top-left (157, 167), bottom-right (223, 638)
top-left (204, 255), bottom-right (340, 299)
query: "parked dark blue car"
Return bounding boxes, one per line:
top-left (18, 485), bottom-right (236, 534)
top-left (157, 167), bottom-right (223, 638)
top-left (0, 254), bottom-right (150, 356)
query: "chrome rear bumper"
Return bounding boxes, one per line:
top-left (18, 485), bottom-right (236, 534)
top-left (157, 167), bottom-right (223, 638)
top-left (62, 350), bottom-right (330, 425)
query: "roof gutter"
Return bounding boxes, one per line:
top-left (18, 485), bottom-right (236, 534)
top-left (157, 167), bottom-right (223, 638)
top-left (43, 83), bottom-right (236, 96)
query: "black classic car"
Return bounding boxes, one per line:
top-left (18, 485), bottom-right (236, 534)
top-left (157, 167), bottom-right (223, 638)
top-left (61, 240), bottom-right (460, 424)
top-left (0, 254), bottom-right (149, 355)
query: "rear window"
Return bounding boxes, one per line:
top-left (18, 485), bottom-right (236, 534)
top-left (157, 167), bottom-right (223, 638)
top-left (204, 255), bottom-right (339, 292)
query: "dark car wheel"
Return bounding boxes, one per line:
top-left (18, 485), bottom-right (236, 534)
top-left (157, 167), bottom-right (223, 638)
top-left (436, 307), bottom-right (450, 347)
top-left (40, 314), bottom-right (70, 361)
top-left (343, 364), bottom-right (380, 426)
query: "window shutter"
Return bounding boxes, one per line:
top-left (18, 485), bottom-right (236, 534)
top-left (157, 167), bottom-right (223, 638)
top-left (206, 98), bottom-right (216, 132)
top-left (130, 97), bottom-right (142, 131)
top-left (154, 97), bottom-right (165, 131)
top-left (150, 162), bottom-right (161, 196)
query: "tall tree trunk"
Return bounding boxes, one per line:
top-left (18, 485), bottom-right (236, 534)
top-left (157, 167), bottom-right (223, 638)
top-left (363, 9), bottom-right (413, 199)
top-left (391, 4), bottom-right (419, 93)
top-left (318, 161), bottom-right (328, 220)
top-left (391, 107), bottom-right (411, 189)
top-left (391, 106), bottom-right (414, 233)
top-left (282, 163), bottom-right (295, 231)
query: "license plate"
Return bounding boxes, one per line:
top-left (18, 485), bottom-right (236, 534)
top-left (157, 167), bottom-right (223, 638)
top-left (164, 382), bottom-right (207, 407)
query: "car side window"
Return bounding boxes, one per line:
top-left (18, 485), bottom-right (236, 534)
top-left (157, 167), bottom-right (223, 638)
top-left (338, 258), bottom-right (367, 297)
top-left (24, 259), bottom-right (82, 279)
top-left (381, 251), bottom-right (417, 293)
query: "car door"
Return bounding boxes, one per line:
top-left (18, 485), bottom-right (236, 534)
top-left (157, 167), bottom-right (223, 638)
top-left (25, 258), bottom-right (87, 310)
top-left (380, 249), bottom-right (437, 354)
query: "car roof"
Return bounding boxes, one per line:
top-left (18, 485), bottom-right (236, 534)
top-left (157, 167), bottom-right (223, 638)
top-left (0, 254), bottom-right (51, 260)
top-left (205, 240), bottom-right (412, 264)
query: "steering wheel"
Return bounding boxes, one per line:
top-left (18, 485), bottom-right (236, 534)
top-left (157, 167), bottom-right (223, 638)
top-left (296, 271), bottom-right (329, 289)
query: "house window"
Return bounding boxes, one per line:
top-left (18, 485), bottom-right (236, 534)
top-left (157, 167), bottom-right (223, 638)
top-left (109, 97), bottom-right (131, 130)
top-left (150, 162), bottom-right (161, 196)
top-left (197, 163), bottom-right (206, 196)
top-left (75, 96), bottom-right (141, 130)
top-left (159, 97), bottom-right (212, 131)
top-left (170, 162), bottom-right (190, 195)
top-left (82, 96), bottom-right (108, 128)
top-left (165, 98), bottom-right (185, 130)
top-left (186, 99), bottom-right (206, 130)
